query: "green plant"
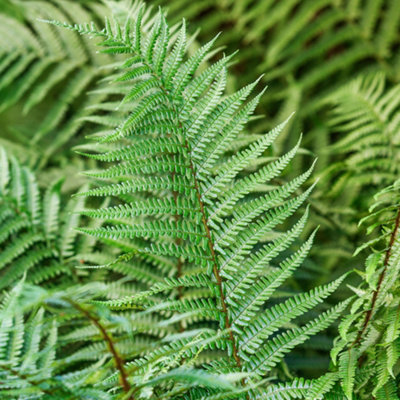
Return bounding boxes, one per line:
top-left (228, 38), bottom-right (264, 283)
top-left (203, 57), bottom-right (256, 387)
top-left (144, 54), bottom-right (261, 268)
top-left (145, 0), bottom-right (400, 301)
top-left (1, 1), bottom-right (400, 399)
top-left (320, 72), bottom-right (400, 210)
top-left (2, 277), bottom-right (248, 399)
top-left (153, 0), bottom-right (400, 153)
top-left (0, 0), bottom-right (115, 173)
top-left (0, 280), bottom-right (113, 399)
top-left (0, 140), bottom-right (170, 297)
top-left (39, 7), bottom-right (352, 398)
top-left (0, 147), bottom-right (90, 292)
top-left (310, 71), bottom-right (400, 284)
top-left (330, 182), bottom-right (400, 400)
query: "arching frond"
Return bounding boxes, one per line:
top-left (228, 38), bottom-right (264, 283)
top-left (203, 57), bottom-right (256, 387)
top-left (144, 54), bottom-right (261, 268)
top-left (47, 8), bottom-right (348, 398)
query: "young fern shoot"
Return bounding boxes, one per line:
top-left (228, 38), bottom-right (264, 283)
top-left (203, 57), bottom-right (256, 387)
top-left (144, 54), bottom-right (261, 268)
top-left (48, 7), bottom-right (349, 399)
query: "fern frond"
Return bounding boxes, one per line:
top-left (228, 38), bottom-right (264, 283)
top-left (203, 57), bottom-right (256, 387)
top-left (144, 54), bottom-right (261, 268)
top-left (323, 73), bottom-right (400, 200)
top-left (332, 182), bottom-right (400, 398)
top-left (0, 1), bottom-right (116, 169)
top-left (56, 7), bottom-right (349, 398)
top-left (0, 148), bottom-right (102, 292)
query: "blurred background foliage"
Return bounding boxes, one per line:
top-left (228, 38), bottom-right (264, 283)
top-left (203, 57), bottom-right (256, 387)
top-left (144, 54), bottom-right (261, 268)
top-left (0, 0), bottom-right (399, 380)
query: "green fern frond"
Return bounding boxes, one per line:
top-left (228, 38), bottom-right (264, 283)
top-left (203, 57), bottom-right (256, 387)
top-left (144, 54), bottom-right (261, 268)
top-left (50, 7), bottom-right (348, 398)
top-left (0, 0), bottom-right (147, 173)
top-left (332, 182), bottom-right (400, 399)
top-left (0, 147), bottom-right (100, 292)
top-left (322, 73), bottom-right (400, 200)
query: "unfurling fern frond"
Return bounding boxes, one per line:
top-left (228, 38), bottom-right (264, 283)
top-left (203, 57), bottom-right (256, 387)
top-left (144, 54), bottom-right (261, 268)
top-left (48, 7), bottom-right (349, 398)
top-left (331, 182), bottom-right (400, 400)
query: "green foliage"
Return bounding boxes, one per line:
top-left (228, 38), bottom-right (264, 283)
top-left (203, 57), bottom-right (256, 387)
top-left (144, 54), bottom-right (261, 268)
top-left (1, 0), bottom-right (400, 399)
top-left (147, 0), bottom-right (400, 294)
top-left (331, 182), bottom-right (400, 399)
top-left (0, 0), bottom-right (114, 172)
top-left (44, 8), bottom-right (349, 398)
top-left (311, 69), bottom-right (400, 304)
top-left (1, 278), bottom-right (248, 399)
top-left (153, 0), bottom-right (400, 153)
top-left (0, 147), bottom-right (90, 292)
top-left (321, 72), bottom-right (400, 208)
top-left (0, 280), bottom-right (113, 399)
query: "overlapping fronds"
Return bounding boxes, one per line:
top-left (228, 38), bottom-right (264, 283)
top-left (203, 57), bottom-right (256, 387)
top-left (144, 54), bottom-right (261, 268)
top-left (145, 0), bottom-right (400, 300)
top-left (0, 0), bottom-right (117, 170)
top-left (153, 0), bottom-right (400, 155)
top-left (43, 8), bottom-right (351, 398)
top-left (0, 147), bottom-right (92, 292)
top-left (0, 144), bottom-right (167, 298)
top-left (0, 280), bottom-right (112, 399)
top-left (330, 182), bottom-right (400, 399)
top-left (322, 72), bottom-right (400, 201)
top-left (309, 71), bottom-right (400, 283)
top-left (1, 278), bottom-right (246, 399)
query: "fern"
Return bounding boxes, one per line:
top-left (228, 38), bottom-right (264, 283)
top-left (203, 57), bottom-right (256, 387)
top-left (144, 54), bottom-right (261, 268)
top-left (308, 70), bottom-right (400, 295)
top-left (0, 144), bottom-right (178, 305)
top-left (322, 72), bottom-right (400, 203)
top-left (0, 279), bottom-right (113, 399)
top-left (152, 0), bottom-right (400, 155)
top-left (311, 71), bottom-right (400, 286)
top-left (330, 181), bottom-right (400, 399)
top-left (1, 277), bottom-right (246, 399)
top-left (0, 0), bottom-right (118, 172)
top-left (0, 146), bottom-right (96, 292)
top-left (145, 1), bottom-right (400, 297)
top-left (42, 7), bottom-right (351, 398)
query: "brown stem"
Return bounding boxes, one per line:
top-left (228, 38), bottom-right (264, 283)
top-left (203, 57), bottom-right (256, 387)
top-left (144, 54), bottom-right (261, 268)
top-left (67, 300), bottom-right (133, 398)
top-left (353, 207), bottom-right (400, 347)
top-left (172, 171), bottom-right (185, 332)
top-left (187, 158), bottom-right (242, 369)
top-left (98, 34), bottom-right (242, 373)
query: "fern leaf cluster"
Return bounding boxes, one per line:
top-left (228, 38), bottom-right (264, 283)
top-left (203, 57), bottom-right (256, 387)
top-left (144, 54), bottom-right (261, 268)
top-left (1, 277), bottom-right (247, 399)
top-left (153, 0), bottom-right (400, 152)
top-left (311, 71), bottom-right (400, 282)
top-left (0, 147), bottom-right (89, 292)
top-left (145, 0), bottom-right (400, 289)
top-left (322, 72), bottom-right (400, 203)
top-left (40, 9), bottom-right (349, 398)
top-left (2, 1), bottom-right (399, 399)
top-left (330, 183), bottom-right (400, 400)
top-left (0, 0), bottom-right (116, 173)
